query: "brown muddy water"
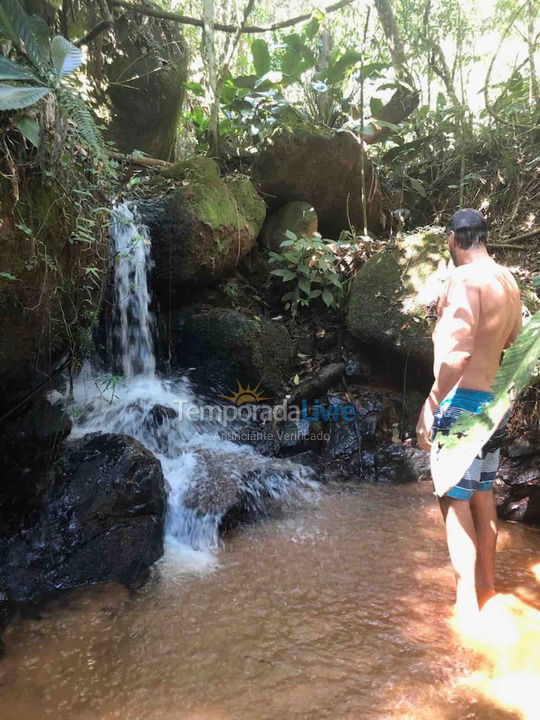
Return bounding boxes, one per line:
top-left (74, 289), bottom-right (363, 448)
top-left (1, 482), bottom-right (539, 720)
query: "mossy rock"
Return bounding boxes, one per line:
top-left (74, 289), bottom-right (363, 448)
top-left (140, 159), bottom-right (266, 303)
top-left (170, 307), bottom-right (295, 397)
top-left (347, 228), bottom-right (450, 368)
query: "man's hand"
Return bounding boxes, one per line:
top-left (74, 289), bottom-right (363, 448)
top-left (416, 400), bottom-right (434, 451)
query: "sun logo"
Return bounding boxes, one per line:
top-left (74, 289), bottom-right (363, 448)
top-left (218, 380), bottom-right (272, 406)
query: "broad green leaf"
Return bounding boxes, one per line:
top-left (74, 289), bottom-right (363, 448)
top-left (431, 311), bottom-right (540, 496)
top-left (370, 96), bottom-right (384, 116)
top-left (14, 114), bottom-right (40, 146)
top-left (0, 55), bottom-right (38, 81)
top-left (285, 229), bottom-right (297, 241)
top-left (409, 177), bottom-right (427, 197)
top-left (184, 80), bottom-right (205, 96)
top-left (51, 35), bottom-right (82, 77)
top-left (0, 1), bottom-right (48, 69)
top-left (251, 39), bottom-right (270, 77)
top-left (254, 70), bottom-right (282, 89)
top-left (0, 84), bottom-right (50, 110)
top-left (324, 49), bottom-right (363, 85)
top-left (322, 288), bottom-right (334, 307)
top-left (298, 277), bottom-right (311, 295)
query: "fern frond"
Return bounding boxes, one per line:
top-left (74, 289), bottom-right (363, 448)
top-left (57, 85), bottom-right (108, 164)
top-left (431, 310), bottom-right (540, 496)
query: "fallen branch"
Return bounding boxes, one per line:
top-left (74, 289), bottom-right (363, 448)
top-left (110, 0), bottom-right (356, 34)
top-left (108, 150), bottom-right (172, 168)
top-left (504, 227), bottom-right (540, 243)
top-left (289, 362), bottom-right (346, 403)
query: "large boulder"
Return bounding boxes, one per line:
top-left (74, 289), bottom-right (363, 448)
top-left (347, 228), bottom-right (450, 371)
top-left (0, 433), bottom-right (166, 603)
top-left (173, 307), bottom-right (294, 395)
top-left (169, 306), bottom-right (295, 396)
top-left (86, 11), bottom-right (188, 160)
top-left (140, 159), bottom-right (266, 303)
top-left (252, 128), bottom-right (382, 237)
top-left (260, 201), bottom-right (318, 252)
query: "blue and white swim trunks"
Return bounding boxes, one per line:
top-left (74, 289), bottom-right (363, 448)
top-left (432, 387), bottom-right (507, 501)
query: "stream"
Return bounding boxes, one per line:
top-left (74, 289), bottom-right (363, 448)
top-left (0, 482), bottom-right (539, 719)
top-left (1, 204), bottom-right (539, 719)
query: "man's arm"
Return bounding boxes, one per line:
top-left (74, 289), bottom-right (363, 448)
top-left (416, 277), bottom-right (480, 450)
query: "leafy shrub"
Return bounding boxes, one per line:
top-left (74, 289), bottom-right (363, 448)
top-left (268, 229), bottom-right (344, 313)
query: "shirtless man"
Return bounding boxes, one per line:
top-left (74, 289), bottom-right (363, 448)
top-left (415, 208), bottom-right (522, 620)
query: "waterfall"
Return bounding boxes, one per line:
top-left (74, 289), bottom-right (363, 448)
top-left (69, 202), bottom-right (317, 553)
top-left (110, 204), bottom-right (156, 378)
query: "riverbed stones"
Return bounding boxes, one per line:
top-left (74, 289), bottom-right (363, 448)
top-left (252, 127), bottom-right (382, 237)
top-left (494, 452), bottom-right (540, 525)
top-left (0, 433), bottom-right (166, 603)
top-left (169, 306), bottom-right (295, 396)
top-left (140, 158), bottom-right (266, 302)
top-left (347, 228), bottom-right (450, 370)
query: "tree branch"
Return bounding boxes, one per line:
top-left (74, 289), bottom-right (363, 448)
top-left (110, 0), bottom-right (356, 33)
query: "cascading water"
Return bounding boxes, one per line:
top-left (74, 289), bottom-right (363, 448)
top-left (69, 202), bottom-right (317, 552)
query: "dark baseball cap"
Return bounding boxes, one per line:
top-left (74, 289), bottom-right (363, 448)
top-left (446, 208), bottom-right (487, 234)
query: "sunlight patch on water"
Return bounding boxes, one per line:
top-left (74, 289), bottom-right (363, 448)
top-left (453, 592), bottom-right (540, 720)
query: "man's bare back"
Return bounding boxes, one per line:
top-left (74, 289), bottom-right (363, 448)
top-left (433, 257), bottom-right (522, 394)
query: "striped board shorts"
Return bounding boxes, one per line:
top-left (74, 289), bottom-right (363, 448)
top-left (431, 387), bottom-right (508, 501)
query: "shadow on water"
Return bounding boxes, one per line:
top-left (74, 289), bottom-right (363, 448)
top-left (0, 481), bottom-right (539, 720)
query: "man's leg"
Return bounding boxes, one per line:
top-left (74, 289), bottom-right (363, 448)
top-left (439, 496), bottom-right (479, 618)
top-left (470, 488), bottom-right (498, 608)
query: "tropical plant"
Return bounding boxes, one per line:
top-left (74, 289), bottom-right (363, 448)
top-left (431, 310), bottom-right (540, 496)
top-left (268, 229), bottom-right (345, 313)
top-left (0, 0), bottom-right (105, 160)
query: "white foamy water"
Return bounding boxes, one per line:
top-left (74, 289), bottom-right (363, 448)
top-left (68, 203), bottom-right (318, 555)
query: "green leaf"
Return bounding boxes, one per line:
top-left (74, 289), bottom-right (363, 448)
top-left (324, 49), bottom-right (363, 85)
top-left (254, 70), bottom-right (282, 89)
top-left (408, 177), bottom-right (427, 197)
top-left (370, 96), bottom-right (384, 116)
top-left (51, 35), bottom-right (83, 77)
top-left (14, 114), bottom-right (40, 146)
top-left (284, 229), bottom-right (297, 241)
top-left (251, 39), bottom-right (270, 77)
top-left (0, 1), bottom-right (48, 69)
top-left (431, 311), bottom-right (540, 496)
top-left (298, 277), bottom-right (311, 295)
top-left (322, 288), bottom-right (334, 307)
top-left (184, 80), bottom-right (205, 96)
top-left (0, 55), bottom-right (38, 81)
top-left (0, 271), bottom-right (17, 280)
top-left (0, 84), bottom-right (50, 110)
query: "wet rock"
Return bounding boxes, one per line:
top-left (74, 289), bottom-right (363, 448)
top-left (140, 158), bottom-right (265, 302)
top-left (375, 444), bottom-right (430, 483)
top-left (170, 306), bottom-right (295, 396)
top-left (183, 448), bottom-right (315, 530)
top-left (494, 453), bottom-right (540, 525)
top-left (260, 201), bottom-right (318, 252)
top-left (347, 228), bottom-right (450, 370)
top-left (0, 433), bottom-right (166, 603)
top-left (323, 393), bottom-right (383, 460)
top-left (252, 127), bottom-right (382, 237)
